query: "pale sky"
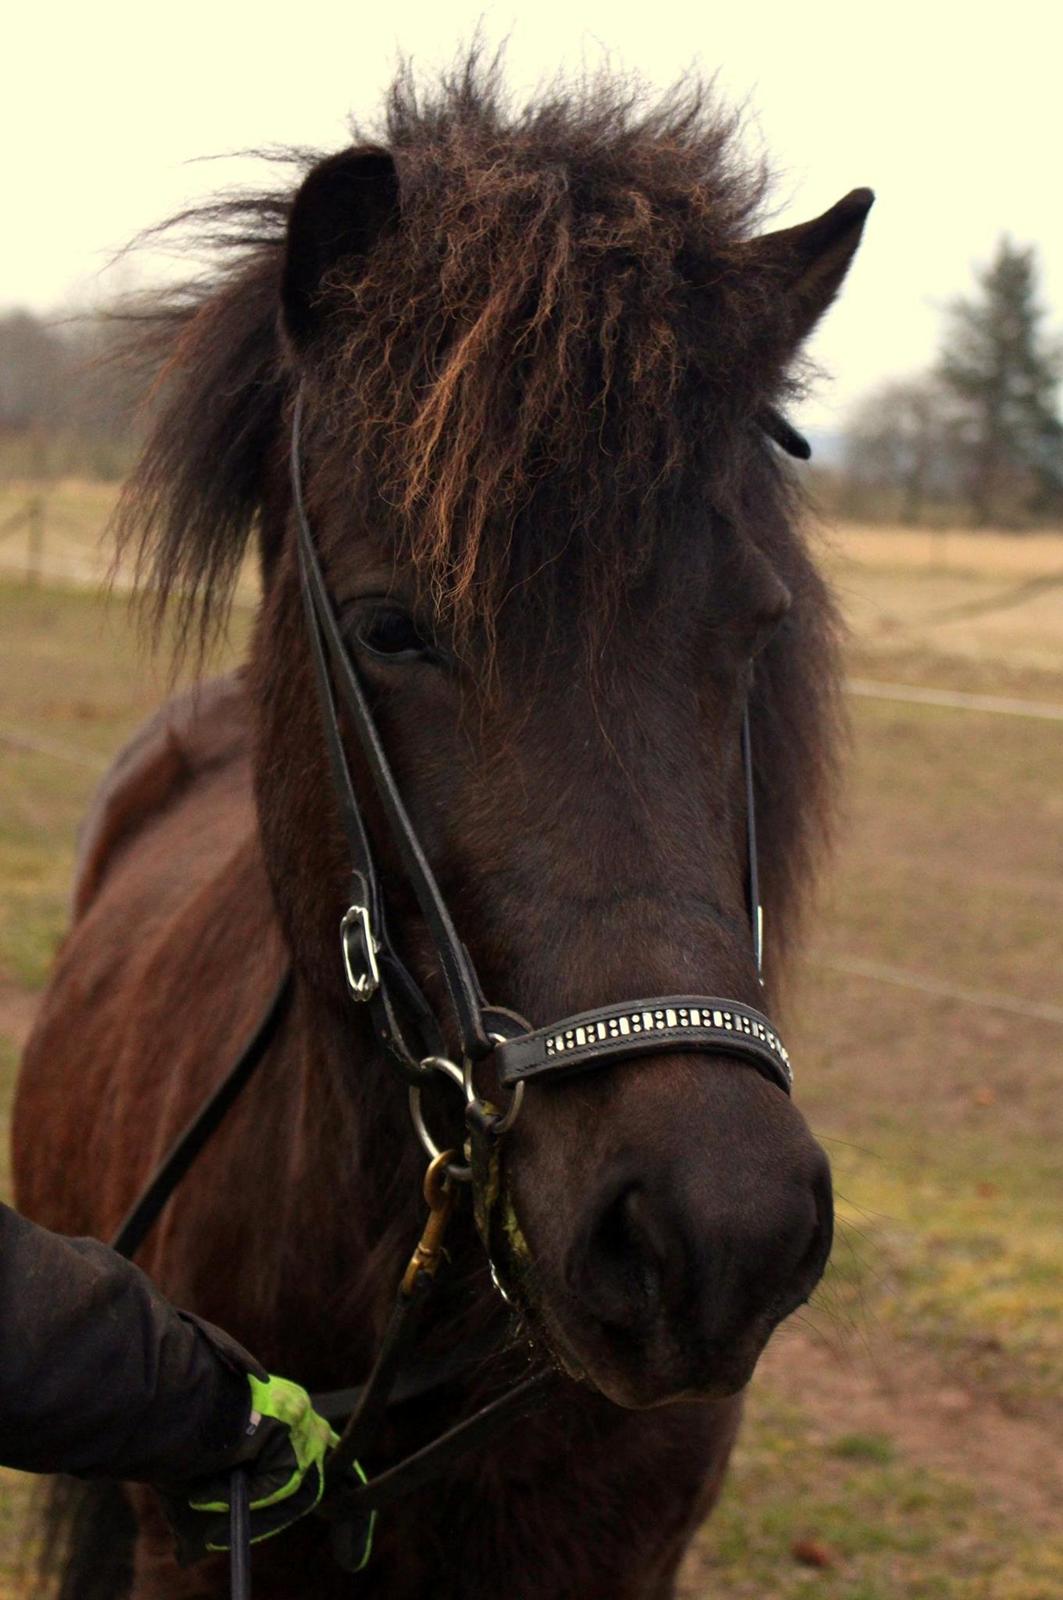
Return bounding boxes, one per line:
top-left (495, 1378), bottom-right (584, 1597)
top-left (4, 0), bottom-right (1060, 427)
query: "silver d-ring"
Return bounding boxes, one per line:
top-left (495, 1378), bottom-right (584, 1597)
top-left (408, 1057), bottom-right (472, 1183)
top-left (462, 1034), bottom-right (526, 1136)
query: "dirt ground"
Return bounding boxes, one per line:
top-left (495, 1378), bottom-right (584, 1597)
top-left (759, 1330), bottom-right (1060, 1534)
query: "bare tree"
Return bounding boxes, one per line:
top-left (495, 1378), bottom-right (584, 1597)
top-left (0, 312), bottom-right (68, 428)
top-left (842, 376), bottom-right (961, 523)
top-left (0, 308), bottom-right (141, 478)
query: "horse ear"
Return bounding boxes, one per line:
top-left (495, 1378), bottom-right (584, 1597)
top-left (281, 146), bottom-right (400, 349)
top-left (741, 187), bottom-right (874, 349)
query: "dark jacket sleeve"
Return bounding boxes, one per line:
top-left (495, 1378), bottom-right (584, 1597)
top-left (0, 1201), bottom-right (262, 1482)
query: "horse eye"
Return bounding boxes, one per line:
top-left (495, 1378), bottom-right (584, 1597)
top-left (354, 606), bottom-right (431, 662)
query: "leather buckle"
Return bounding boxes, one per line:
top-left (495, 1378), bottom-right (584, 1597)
top-left (340, 903), bottom-right (381, 1002)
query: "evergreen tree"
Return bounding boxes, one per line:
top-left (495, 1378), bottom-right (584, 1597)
top-left (938, 238), bottom-right (1063, 525)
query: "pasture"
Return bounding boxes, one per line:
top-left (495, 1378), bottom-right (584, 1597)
top-left (0, 499), bottom-right (1060, 1598)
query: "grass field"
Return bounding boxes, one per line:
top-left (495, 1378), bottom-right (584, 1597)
top-left (1, 500), bottom-right (1061, 1597)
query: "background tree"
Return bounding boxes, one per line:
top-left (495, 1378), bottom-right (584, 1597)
top-left (841, 376), bottom-right (963, 524)
top-left (0, 312), bottom-right (68, 430)
top-left (938, 237), bottom-right (1063, 526)
top-left (0, 309), bottom-right (141, 479)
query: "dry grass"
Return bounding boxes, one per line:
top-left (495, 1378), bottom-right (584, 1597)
top-left (816, 521), bottom-right (1063, 688)
top-left (821, 521), bottom-right (1063, 581)
top-left (0, 480), bottom-right (121, 588)
top-left (0, 479), bottom-right (259, 600)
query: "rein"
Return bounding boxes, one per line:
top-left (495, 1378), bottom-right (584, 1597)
top-left (110, 393), bottom-right (810, 1598)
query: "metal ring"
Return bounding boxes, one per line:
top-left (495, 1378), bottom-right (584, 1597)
top-left (462, 1034), bottom-right (526, 1136)
top-left (408, 1057), bottom-right (472, 1183)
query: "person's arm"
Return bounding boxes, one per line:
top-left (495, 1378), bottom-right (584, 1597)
top-left (0, 1199), bottom-right (253, 1480)
top-left (0, 1201), bottom-right (367, 1565)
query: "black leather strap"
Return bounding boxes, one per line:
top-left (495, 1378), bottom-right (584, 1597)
top-left (313, 1319), bottom-right (506, 1424)
top-left (291, 393), bottom-right (493, 1063)
top-left (111, 971), bottom-right (294, 1260)
top-left (742, 705), bottom-right (763, 979)
top-left (494, 996), bottom-right (792, 1094)
top-left (325, 1269), bottom-right (436, 1487)
top-left (321, 1371), bottom-right (556, 1517)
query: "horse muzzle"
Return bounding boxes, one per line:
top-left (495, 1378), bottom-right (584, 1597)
top-left (503, 1054), bottom-right (833, 1409)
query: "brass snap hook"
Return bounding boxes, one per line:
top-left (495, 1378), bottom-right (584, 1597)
top-left (401, 1150), bottom-right (457, 1296)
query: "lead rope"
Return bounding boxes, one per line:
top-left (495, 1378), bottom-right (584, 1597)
top-left (228, 1472), bottom-right (251, 1600)
top-left (319, 1152), bottom-right (554, 1567)
top-left (108, 976), bottom-right (294, 1600)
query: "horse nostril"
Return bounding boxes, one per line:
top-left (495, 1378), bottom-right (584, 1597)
top-left (568, 1148), bottom-right (834, 1350)
top-left (569, 1181), bottom-right (682, 1333)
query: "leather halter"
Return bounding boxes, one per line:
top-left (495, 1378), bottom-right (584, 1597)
top-left (290, 388), bottom-right (794, 1107)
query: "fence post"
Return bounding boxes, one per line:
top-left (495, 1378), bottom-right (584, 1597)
top-left (26, 497), bottom-right (44, 586)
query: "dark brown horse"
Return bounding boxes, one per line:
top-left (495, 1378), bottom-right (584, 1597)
top-left (15, 62), bottom-right (870, 1600)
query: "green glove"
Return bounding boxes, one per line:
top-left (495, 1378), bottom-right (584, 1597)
top-left (161, 1375), bottom-right (373, 1568)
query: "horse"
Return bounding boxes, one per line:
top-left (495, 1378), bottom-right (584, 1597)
top-left (14, 60), bottom-right (871, 1600)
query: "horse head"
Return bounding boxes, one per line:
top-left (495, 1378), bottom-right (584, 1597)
top-left (122, 76), bottom-right (871, 1412)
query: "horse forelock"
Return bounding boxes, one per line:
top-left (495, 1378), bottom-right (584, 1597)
top-left (309, 66), bottom-right (792, 642)
top-left (115, 60), bottom-right (807, 640)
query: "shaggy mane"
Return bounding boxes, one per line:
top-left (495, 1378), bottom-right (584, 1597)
top-left (113, 53), bottom-right (841, 957)
top-left (114, 55), bottom-right (802, 648)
